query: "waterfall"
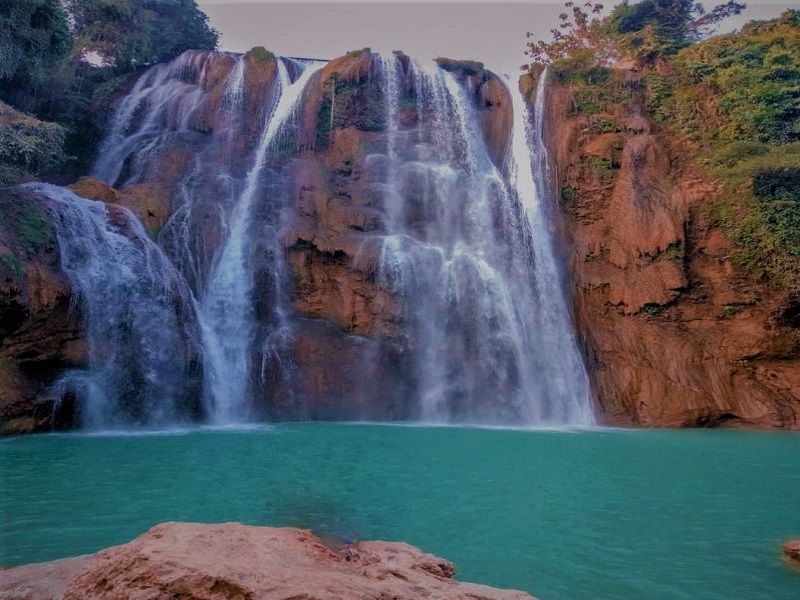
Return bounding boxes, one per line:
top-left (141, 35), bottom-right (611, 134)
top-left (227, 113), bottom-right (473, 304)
top-left (199, 58), bottom-right (324, 425)
top-left (92, 50), bottom-right (215, 188)
top-left (26, 184), bottom-right (201, 429)
top-left (371, 54), bottom-right (594, 425)
top-left (507, 69), bottom-right (595, 426)
top-left (40, 49), bottom-right (594, 430)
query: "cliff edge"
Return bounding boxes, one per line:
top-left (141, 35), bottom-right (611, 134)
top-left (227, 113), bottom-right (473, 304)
top-left (533, 67), bottom-right (800, 429)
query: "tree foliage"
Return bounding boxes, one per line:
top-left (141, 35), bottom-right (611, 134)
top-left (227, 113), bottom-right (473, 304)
top-left (64, 0), bottom-right (218, 72)
top-left (525, 0), bottom-right (746, 68)
top-left (525, 2), bottom-right (617, 66)
top-left (0, 0), bottom-right (218, 185)
top-left (0, 0), bottom-right (72, 111)
top-left (0, 0), bottom-right (71, 79)
top-left (608, 0), bottom-right (745, 65)
top-left (0, 101), bottom-right (68, 186)
top-left (654, 10), bottom-right (800, 144)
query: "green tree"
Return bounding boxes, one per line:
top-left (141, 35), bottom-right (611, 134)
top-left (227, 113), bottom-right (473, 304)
top-left (607, 0), bottom-right (746, 66)
top-left (525, 2), bottom-right (617, 66)
top-left (65, 0), bottom-right (218, 73)
top-left (525, 0), bottom-right (746, 68)
top-left (0, 0), bottom-right (72, 109)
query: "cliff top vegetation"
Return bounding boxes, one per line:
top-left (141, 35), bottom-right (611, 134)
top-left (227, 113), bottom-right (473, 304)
top-left (527, 1), bottom-right (800, 295)
top-left (0, 0), bottom-right (218, 185)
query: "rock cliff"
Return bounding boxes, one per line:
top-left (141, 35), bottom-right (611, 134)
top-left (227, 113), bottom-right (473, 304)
top-left (0, 50), bottom-right (517, 431)
top-left (535, 69), bottom-right (800, 429)
top-left (0, 187), bottom-right (83, 433)
top-left (0, 522), bottom-right (535, 600)
top-left (3, 48), bottom-right (798, 432)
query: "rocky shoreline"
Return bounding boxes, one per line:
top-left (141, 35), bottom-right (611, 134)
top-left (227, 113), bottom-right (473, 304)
top-left (0, 522), bottom-right (535, 600)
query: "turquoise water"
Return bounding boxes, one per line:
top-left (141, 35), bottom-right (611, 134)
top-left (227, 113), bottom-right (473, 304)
top-left (1, 424), bottom-right (798, 599)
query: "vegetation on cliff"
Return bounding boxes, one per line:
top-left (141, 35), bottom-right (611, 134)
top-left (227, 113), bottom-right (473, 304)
top-left (0, 0), bottom-right (217, 184)
top-left (645, 11), bottom-right (800, 292)
top-left (528, 2), bottom-right (800, 295)
top-left (0, 101), bottom-right (69, 186)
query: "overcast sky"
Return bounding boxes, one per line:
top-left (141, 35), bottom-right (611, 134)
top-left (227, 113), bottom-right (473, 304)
top-left (196, 1), bottom-right (794, 74)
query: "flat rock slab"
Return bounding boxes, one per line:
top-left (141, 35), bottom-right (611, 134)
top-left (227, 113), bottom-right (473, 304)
top-left (1, 522), bottom-right (535, 600)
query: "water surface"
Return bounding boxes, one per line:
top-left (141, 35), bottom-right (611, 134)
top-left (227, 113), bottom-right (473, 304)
top-left (2, 424), bottom-right (798, 599)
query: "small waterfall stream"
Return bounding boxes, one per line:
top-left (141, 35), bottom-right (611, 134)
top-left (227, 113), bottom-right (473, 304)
top-left (199, 59), bottom-right (324, 424)
top-left (38, 50), bottom-right (594, 429)
top-left (370, 55), bottom-right (593, 425)
top-left (507, 69), bottom-right (595, 425)
top-left (26, 184), bottom-right (201, 429)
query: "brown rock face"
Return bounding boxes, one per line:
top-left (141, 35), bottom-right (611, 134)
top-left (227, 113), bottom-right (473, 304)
top-left (69, 177), bottom-right (171, 237)
top-left (0, 556), bottom-right (89, 600)
top-left (538, 71), bottom-right (800, 429)
top-left (0, 188), bottom-right (84, 434)
top-left (0, 523), bottom-right (535, 600)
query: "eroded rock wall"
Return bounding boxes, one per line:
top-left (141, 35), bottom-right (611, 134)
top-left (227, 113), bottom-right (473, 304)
top-left (0, 188), bottom-right (83, 433)
top-left (536, 71), bottom-right (800, 429)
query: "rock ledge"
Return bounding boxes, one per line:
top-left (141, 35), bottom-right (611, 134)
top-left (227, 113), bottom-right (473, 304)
top-left (0, 522), bottom-right (535, 599)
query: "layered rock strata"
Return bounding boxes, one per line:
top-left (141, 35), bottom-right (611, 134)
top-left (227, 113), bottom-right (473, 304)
top-left (535, 70), bottom-right (800, 429)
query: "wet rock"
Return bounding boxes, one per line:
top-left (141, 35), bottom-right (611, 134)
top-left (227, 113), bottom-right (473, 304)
top-left (480, 74), bottom-right (514, 168)
top-left (69, 177), bottom-right (171, 236)
top-left (784, 540), bottom-right (800, 567)
top-left (0, 523), bottom-right (536, 600)
top-left (0, 188), bottom-right (85, 434)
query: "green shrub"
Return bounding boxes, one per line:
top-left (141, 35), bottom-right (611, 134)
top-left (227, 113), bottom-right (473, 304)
top-left (0, 101), bottom-right (68, 185)
top-left (434, 57), bottom-right (485, 78)
top-left (581, 155), bottom-right (619, 172)
top-left (711, 141), bottom-right (770, 168)
top-left (642, 303), bottom-right (662, 315)
top-left (17, 204), bottom-right (53, 253)
top-left (346, 47), bottom-right (372, 57)
top-left (548, 50), bottom-right (596, 84)
top-left (247, 46), bottom-right (276, 62)
top-left (720, 303), bottom-right (751, 317)
top-left (753, 168), bottom-right (800, 201)
top-left (591, 117), bottom-right (621, 134)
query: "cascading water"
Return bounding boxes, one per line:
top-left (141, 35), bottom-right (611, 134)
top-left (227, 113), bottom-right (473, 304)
top-left (199, 59), bottom-right (324, 424)
top-left (26, 184), bottom-right (201, 429)
top-left (371, 54), bottom-right (593, 425)
top-left (42, 48), bottom-right (594, 429)
top-left (92, 51), bottom-right (215, 189)
top-left (508, 68), bottom-right (595, 426)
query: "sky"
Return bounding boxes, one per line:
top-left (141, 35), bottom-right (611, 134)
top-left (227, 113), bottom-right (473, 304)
top-left (196, 1), bottom-right (795, 75)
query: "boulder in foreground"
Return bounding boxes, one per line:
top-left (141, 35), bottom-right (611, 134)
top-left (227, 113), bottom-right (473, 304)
top-left (0, 522), bottom-right (535, 599)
